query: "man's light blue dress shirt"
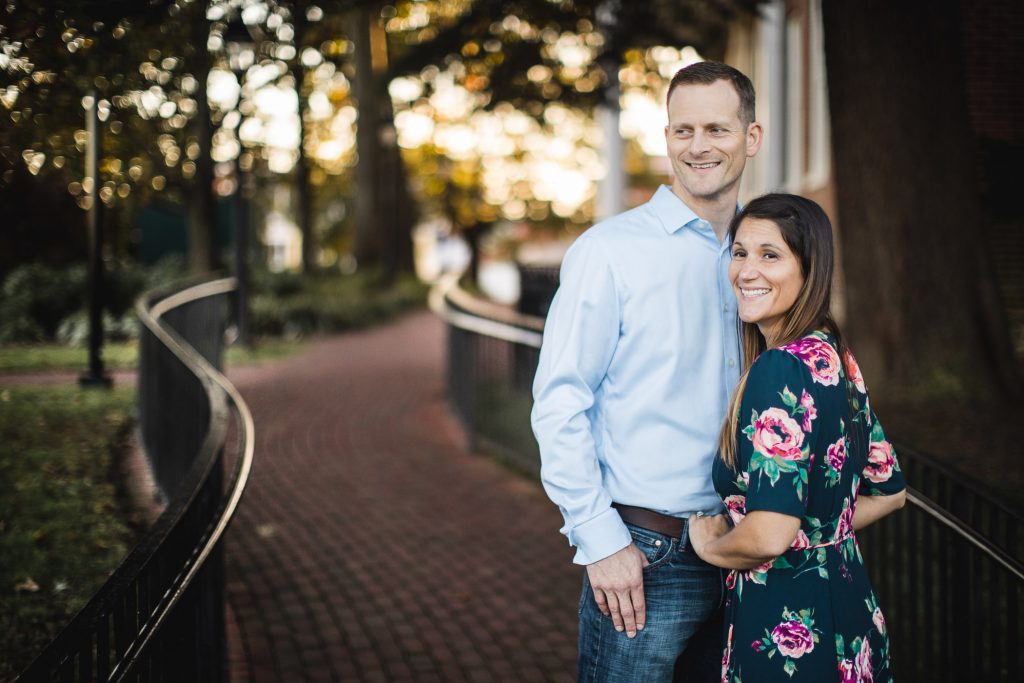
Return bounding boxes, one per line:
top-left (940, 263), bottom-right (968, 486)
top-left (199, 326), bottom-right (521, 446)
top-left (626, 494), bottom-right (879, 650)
top-left (531, 185), bottom-right (741, 565)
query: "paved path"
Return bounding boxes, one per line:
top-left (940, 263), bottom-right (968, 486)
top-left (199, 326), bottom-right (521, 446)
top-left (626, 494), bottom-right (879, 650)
top-left (223, 310), bottom-right (580, 682)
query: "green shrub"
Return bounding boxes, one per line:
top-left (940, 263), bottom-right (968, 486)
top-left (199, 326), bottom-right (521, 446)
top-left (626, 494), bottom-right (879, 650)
top-left (0, 258), bottom-right (186, 345)
top-left (55, 311), bottom-right (140, 346)
top-left (249, 270), bottom-right (428, 338)
top-left (0, 264), bottom-right (86, 342)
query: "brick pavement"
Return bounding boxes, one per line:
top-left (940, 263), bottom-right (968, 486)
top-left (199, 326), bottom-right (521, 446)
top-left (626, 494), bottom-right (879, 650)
top-left (223, 310), bottom-right (580, 682)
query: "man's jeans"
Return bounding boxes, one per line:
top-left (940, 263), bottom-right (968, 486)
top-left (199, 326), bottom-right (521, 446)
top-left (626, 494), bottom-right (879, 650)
top-left (577, 521), bottom-right (725, 683)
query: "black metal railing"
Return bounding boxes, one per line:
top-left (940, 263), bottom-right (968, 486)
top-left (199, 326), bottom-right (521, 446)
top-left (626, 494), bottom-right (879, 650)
top-left (17, 277), bottom-right (254, 682)
top-left (432, 278), bottom-right (1024, 682)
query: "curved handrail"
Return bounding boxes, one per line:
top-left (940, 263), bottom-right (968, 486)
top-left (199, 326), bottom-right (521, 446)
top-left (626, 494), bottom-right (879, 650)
top-left (17, 277), bottom-right (254, 681)
top-left (120, 277), bottom-right (255, 678)
top-left (429, 274), bottom-right (544, 348)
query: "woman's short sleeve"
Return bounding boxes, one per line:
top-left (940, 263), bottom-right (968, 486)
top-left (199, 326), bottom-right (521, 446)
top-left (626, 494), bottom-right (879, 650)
top-left (858, 408), bottom-right (906, 496)
top-left (738, 350), bottom-right (818, 519)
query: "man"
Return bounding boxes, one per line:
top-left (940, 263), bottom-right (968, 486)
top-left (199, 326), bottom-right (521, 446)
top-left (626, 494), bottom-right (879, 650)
top-left (531, 62), bottom-right (763, 682)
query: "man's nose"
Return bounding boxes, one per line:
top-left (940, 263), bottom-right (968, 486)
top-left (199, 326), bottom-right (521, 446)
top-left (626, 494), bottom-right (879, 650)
top-left (690, 130), bottom-right (712, 153)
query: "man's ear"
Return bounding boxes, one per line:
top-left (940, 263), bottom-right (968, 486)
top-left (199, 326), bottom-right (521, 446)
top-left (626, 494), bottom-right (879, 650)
top-left (745, 122), bottom-right (764, 157)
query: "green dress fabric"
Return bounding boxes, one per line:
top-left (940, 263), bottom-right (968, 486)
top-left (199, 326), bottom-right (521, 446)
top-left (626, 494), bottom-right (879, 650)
top-left (712, 332), bottom-right (906, 682)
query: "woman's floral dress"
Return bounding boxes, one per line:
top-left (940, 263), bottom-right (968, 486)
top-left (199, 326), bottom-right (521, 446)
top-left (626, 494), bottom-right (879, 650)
top-left (712, 332), bottom-right (906, 682)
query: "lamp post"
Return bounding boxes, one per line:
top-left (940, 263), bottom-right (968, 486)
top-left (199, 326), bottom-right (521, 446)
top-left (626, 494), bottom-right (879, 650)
top-left (79, 90), bottom-right (112, 388)
top-left (223, 17), bottom-right (256, 347)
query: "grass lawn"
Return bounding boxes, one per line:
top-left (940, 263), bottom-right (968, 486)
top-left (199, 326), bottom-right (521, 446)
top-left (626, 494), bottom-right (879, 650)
top-left (0, 385), bottom-right (139, 679)
top-left (0, 343), bottom-right (139, 372)
top-left (0, 338), bottom-right (305, 374)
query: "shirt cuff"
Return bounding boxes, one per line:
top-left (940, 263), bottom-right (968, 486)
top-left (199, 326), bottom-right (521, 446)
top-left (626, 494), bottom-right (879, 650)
top-left (570, 507), bottom-right (633, 565)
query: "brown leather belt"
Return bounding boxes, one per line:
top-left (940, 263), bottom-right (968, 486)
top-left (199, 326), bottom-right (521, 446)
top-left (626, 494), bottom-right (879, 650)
top-left (612, 503), bottom-right (685, 539)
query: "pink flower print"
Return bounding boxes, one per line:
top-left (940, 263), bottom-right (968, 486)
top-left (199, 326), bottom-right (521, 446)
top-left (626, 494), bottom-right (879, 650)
top-left (784, 337), bottom-right (842, 386)
top-left (827, 437), bottom-right (848, 473)
top-left (770, 619), bottom-right (815, 658)
top-left (844, 350), bottom-right (866, 393)
top-left (724, 495), bottom-right (746, 526)
top-left (838, 659), bottom-right (857, 683)
top-left (752, 407), bottom-right (805, 462)
top-left (790, 529), bottom-right (812, 550)
top-left (800, 389), bottom-right (817, 431)
top-left (835, 500), bottom-right (854, 542)
top-left (740, 471), bottom-right (750, 491)
top-left (865, 440), bottom-right (896, 483)
top-left (872, 607), bottom-right (886, 635)
top-left (855, 636), bottom-right (873, 682)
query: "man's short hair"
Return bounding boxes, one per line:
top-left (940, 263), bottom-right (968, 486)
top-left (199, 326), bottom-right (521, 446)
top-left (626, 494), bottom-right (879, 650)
top-left (667, 61), bottom-right (756, 127)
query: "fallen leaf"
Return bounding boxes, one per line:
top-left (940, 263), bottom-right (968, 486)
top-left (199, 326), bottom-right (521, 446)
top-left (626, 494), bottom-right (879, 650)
top-left (15, 577), bottom-right (40, 593)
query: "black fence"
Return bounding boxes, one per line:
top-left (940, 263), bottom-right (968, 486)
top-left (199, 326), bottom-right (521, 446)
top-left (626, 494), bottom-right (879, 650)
top-left (433, 278), bottom-right (1024, 682)
top-left (17, 278), bottom-right (254, 682)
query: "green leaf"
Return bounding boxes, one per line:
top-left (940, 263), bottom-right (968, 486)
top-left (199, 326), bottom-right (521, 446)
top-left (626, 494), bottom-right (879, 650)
top-left (836, 633), bottom-right (845, 654)
top-left (780, 386), bottom-right (797, 409)
top-left (783, 659), bottom-right (796, 676)
top-left (818, 566), bottom-right (828, 579)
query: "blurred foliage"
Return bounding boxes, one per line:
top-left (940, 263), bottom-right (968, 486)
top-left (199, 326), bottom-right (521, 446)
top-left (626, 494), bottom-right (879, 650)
top-left (250, 266), bottom-right (428, 337)
top-left (1, 0), bottom-right (762, 277)
top-left (0, 1), bottom-right (213, 206)
top-left (0, 384), bottom-right (139, 680)
top-left (387, 0), bottom-right (759, 113)
top-left (0, 257), bottom-right (186, 344)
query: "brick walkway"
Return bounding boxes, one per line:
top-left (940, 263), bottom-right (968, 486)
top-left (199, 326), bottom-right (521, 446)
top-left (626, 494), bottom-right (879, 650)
top-left (223, 310), bottom-right (580, 682)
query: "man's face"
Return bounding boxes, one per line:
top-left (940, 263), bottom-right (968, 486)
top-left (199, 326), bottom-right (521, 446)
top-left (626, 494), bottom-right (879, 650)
top-left (664, 80), bottom-right (762, 205)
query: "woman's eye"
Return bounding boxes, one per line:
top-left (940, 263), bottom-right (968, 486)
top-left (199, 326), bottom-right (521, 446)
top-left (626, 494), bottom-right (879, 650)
top-left (763, 252), bottom-right (778, 261)
top-left (732, 250), bottom-right (746, 259)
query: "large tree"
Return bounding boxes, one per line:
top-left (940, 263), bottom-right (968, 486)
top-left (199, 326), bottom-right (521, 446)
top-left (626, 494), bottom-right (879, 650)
top-left (821, 0), bottom-right (1021, 404)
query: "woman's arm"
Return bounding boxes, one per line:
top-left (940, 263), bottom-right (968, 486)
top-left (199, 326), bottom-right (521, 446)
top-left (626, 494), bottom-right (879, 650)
top-left (689, 510), bottom-right (801, 570)
top-left (852, 490), bottom-right (906, 531)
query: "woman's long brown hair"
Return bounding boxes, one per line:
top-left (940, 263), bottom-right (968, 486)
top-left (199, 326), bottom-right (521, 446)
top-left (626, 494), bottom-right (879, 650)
top-left (718, 194), bottom-right (856, 469)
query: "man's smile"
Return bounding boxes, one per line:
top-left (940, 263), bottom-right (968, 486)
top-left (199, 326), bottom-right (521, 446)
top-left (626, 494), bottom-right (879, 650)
top-left (686, 161), bottom-right (721, 170)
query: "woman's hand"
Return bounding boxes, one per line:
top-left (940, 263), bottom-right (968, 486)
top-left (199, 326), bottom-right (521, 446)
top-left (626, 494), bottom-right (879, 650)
top-left (687, 513), bottom-right (731, 561)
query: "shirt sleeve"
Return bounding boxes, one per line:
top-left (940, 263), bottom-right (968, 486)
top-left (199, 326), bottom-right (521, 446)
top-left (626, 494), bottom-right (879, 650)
top-left (530, 233), bottom-right (632, 565)
top-left (858, 406), bottom-right (907, 496)
top-left (739, 350), bottom-right (817, 519)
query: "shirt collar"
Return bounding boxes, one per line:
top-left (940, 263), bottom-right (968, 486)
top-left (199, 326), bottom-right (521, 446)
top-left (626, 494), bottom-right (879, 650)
top-left (650, 185), bottom-right (703, 235)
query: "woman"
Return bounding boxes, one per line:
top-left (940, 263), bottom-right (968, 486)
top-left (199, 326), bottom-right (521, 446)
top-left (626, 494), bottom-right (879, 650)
top-left (688, 194), bottom-right (907, 682)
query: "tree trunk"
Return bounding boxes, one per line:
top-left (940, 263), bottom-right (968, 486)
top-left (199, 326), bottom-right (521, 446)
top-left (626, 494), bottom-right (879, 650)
top-left (187, 2), bottom-right (218, 274)
top-left (821, 0), bottom-right (1019, 402)
top-left (351, 4), bottom-right (381, 269)
top-left (292, 59), bottom-right (315, 273)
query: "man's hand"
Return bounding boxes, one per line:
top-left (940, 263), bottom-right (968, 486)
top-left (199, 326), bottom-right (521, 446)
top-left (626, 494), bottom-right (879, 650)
top-left (586, 543), bottom-right (649, 638)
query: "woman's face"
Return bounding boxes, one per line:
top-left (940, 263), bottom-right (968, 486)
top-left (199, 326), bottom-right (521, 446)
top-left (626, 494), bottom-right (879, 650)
top-left (729, 217), bottom-right (805, 344)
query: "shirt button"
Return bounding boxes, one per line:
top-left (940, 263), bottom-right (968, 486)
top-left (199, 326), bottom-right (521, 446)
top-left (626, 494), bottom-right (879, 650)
top-left (728, 359), bottom-right (736, 367)
top-left (723, 304), bottom-right (730, 312)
